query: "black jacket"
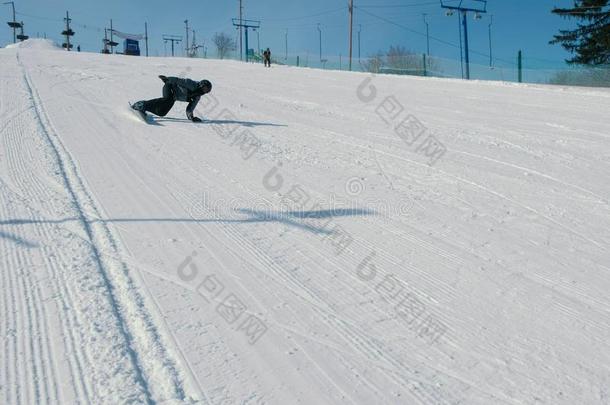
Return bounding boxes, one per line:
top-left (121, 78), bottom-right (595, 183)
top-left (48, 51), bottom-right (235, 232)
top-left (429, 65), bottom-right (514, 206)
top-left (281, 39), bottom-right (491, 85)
top-left (161, 76), bottom-right (204, 118)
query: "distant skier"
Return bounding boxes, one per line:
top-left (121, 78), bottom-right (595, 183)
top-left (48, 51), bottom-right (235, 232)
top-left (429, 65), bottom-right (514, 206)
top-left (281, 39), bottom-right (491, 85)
top-left (263, 48), bottom-right (271, 67)
top-left (131, 75), bottom-right (212, 122)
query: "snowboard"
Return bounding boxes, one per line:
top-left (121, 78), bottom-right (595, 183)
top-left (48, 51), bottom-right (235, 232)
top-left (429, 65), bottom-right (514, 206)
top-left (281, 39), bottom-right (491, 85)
top-left (128, 102), bottom-right (152, 124)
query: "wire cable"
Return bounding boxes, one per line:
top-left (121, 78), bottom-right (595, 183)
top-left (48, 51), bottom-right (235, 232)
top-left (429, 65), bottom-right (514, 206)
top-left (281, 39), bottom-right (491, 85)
top-left (355, 6), bottom-right (517, 66)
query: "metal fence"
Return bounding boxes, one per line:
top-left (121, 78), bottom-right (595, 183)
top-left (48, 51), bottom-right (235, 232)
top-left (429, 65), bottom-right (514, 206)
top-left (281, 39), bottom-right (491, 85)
top-left (214, 49), bottom-right (610, 88)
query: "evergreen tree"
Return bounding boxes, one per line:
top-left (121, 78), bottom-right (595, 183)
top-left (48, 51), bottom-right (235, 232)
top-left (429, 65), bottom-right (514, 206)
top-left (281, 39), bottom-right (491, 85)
top-left (550, 0), bottom-right (610, 65)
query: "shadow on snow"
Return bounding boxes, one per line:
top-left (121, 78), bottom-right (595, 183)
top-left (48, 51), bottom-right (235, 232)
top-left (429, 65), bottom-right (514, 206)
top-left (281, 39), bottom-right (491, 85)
top-left (0, 207), bottom-right (373, 245)
top-left (154, 116), bottom-right (287, 127)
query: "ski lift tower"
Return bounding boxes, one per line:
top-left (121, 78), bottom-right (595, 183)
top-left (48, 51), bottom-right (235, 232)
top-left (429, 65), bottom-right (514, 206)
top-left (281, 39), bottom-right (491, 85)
top-left (16, 20), bottom-right (27, 41)
top-left (4, 1), bottom-right (21, 43)
top-left (440, 0), bottom-right (487, 80)
top-left (232, 18), bottom-right (260, 63)
top-left (162, 34), bottom-right (182, 57)
top-left (102, 28), bottom-right (118, 54)
top-left (61, 11), bottom-right (75, 50)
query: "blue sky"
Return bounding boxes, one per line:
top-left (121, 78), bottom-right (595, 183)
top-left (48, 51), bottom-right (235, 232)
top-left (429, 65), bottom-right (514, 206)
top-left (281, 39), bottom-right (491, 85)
top-left (1, 1), bottom-right (579, 68)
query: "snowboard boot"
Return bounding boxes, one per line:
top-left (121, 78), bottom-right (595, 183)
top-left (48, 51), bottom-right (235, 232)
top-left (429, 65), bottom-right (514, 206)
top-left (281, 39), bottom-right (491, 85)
top-left (131, 101), bottom-right (145, 112)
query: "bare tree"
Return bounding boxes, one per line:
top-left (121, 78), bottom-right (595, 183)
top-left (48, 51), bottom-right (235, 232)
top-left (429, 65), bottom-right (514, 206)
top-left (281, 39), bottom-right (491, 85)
top-left (362, 45), bottom-right (441, 76)
top-left (213, 32), bottom-right (236, 59)
top-left (361, 51), bottom-right (384, 73)
top-left (386, 45), bottom-right (424, 74)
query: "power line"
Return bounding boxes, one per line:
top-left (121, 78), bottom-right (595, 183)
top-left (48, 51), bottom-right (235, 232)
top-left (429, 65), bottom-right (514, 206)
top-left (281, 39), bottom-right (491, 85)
top-left (16, 11), bottom-right (105, 32)
top-left (355, 6), bottom-right (517, 66)
top-left (16, 11), bottom-right (62, 22)
top-left (357, 2), bottom-right (439, 9)
top-left (263, 6), bottom-right (345, 22)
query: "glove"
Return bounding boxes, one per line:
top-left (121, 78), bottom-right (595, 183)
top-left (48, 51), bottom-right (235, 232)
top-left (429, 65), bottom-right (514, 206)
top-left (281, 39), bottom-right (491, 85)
top-left (191, 117), bottom-right (202, 123)
top-left (159, 75), bottom-right (168, 83)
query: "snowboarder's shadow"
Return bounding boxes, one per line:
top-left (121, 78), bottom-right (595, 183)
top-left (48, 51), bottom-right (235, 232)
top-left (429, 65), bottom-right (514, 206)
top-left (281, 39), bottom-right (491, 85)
top-left (0, 230), bottom-right (38, 248)
top-left (0, 208), bottom-right (373, 246)
top-left (155, 117), bottom-right (287, 128)
top-left (234, 208), bottom-right (374, 235)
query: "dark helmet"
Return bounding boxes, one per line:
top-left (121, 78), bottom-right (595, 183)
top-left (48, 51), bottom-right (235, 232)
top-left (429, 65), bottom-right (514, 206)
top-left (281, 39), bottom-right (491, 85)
top-left (199, 79), bottom-right (212, 94)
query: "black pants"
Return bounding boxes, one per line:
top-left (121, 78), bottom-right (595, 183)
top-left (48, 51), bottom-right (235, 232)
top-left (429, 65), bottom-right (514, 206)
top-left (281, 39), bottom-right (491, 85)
top-left (143, 84), bottom-right (175, 117)
top-left (264, 57), bottom-right (271, 67)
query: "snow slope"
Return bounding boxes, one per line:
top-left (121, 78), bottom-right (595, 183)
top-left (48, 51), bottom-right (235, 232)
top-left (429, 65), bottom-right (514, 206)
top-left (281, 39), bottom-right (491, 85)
top-left (4, 38), bottom-right (61, 50)
top-left (1, 43), bottom-right (610, 404)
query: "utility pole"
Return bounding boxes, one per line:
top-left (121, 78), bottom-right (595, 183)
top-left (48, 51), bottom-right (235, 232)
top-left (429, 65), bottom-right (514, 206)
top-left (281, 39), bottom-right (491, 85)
top-left (285, 29), bottom-right (288, 60)
top-left (348, 0), bottom-right (353, 71)
top-left (488, 14), bottom-right (493, 67)
top-left (317, 23), bottom-right (327, 67)
top-left (423, 53), bottom-right (427, 76)
top-left (144, 22), bottom-right (148, 57)
top-left (458, 12), bottom-right (463, 78)
top-left (317, 23), bottom-right (322, 62)
top-left (184, 20), bottom-right (189, 56)
top-left (358, 24), bottom-right (361, 60)
top-left (423, 13), bottom-right (430, 55)
top-left (440, 0), bottom-right (487, 80)
top-left (4, 1), bottom-right (20, 43)
top-left (62, 11), bottom-right (74, 51)
top-left (518, 50), bottom-right (522, 83)
top-left (253, 27), bottom-right (259, 56)
top-left (239, 0), bottom-right (243, 60)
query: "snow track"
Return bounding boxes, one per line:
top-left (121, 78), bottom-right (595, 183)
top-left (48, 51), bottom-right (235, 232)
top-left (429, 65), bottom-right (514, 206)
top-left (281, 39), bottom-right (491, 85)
top-left (0, 51), bottom-right (201, 404)
top-left (2, 42), bottom-right (610, 404)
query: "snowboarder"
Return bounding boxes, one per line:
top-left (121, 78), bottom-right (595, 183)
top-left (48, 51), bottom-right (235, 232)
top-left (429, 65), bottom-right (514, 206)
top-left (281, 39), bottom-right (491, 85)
top-left (263, 48), bottom-right (271, 67)
top-left (131, 75), bottom-right (212, 122)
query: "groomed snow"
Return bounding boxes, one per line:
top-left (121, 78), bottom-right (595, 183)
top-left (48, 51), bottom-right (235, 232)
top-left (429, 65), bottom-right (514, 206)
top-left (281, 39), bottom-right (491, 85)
top-left (1, 45), bottom-right (609, 404)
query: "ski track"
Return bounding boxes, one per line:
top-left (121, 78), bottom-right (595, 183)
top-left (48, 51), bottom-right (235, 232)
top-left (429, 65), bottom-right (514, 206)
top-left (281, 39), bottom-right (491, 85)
top-left (0, 50), bottom-right (203, 404)
top-left (58, 83), bottom-right (465, 402)
top-left (2, 44), bottom-right (610, 404)
top-left (271, 113), bottom-right (610, 313)
top-left (132, 68), bottom-right (608, 403)
top-left (163, 69), bottom-right (608, 403)
top-left (168, 153), bottom-right (520, 404)
top-left (46, 63), bottom-right (422, 400)
top-left (147, 135), bottom-right (498, 403)
top-left (21, 54), bottom-right (195, 403)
